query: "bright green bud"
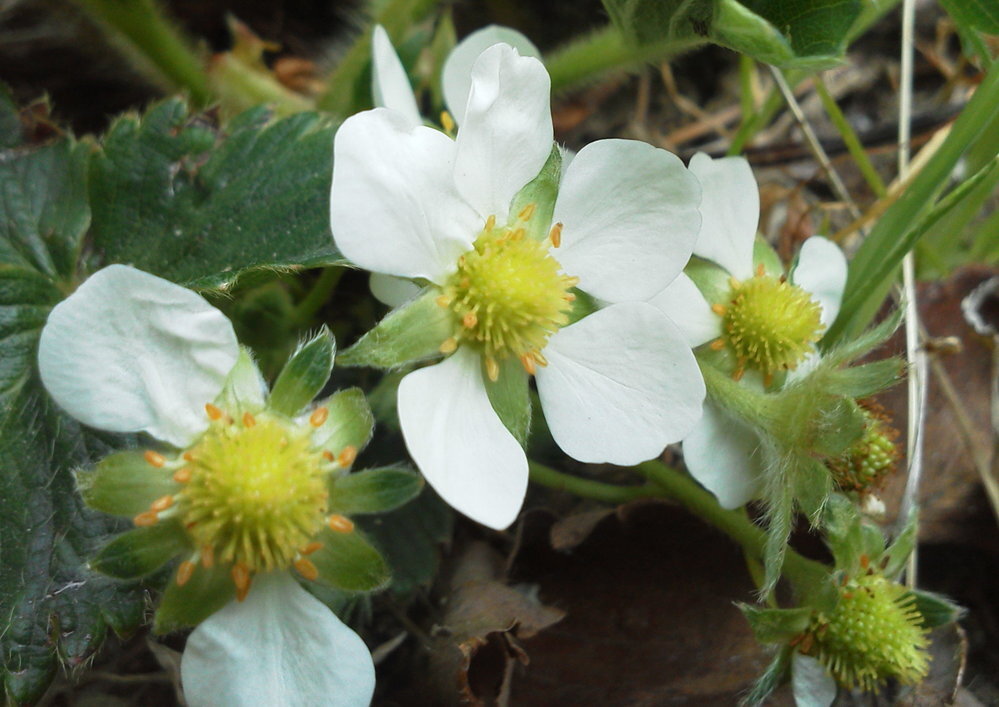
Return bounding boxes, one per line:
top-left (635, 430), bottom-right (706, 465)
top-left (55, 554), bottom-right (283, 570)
top-left (798, 571), bottom-right (930, 691)
top-left (827, 402), bottom-right (899, 494)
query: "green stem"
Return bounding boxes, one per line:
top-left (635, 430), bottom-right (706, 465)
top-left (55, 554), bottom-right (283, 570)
top-left (815, 75), bottom-right (887, 198)
top-left (634, 460), bottom-right (825, 590)
top-left (545, 26), bottom-right (702, 95)
top-left (292, 267), bottom-right (344, 326)
top-left (74, 0), bottom-right (211, 106)
top-left (528, 461), bottom-right (662, 505)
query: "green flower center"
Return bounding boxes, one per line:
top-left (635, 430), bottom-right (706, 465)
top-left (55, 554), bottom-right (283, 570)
top-left (714, 268), bottom-right (824, 379)
top-left (181, 411), bottom-right (328, 574)
top-left (801, 572), bottom-right (930, 691)
top-left (438, 208), bottom-right (576, 379)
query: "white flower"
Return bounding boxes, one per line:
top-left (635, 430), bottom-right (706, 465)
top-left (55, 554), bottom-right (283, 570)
top-left (38, 265), bottom-right (375, 707)
top-left (791, 652), bottom-right (837, 707)
top-left (331, 43), bottom-right (705, 530)
top-left (648, 154), bottom-right (848, 509)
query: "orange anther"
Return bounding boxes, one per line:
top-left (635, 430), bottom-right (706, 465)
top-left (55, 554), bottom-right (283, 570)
top-left (711, 304), bottom-right (727, 316)
top-left (518, 203), bottom-right (536, 221)
top-left (183, 451), bottom-right (195, 462)
top-left (756, 263), bottom-right (765, 277)
top-left (150, 495), bottom-right (174, 512)
top-left (484, 215), bottom-right (496, 231)
top-left (564, 292), bottom-right (576, 302)
top-left (300, 541), bottom-right (323, 555)
top-left (710, 339), bottom-right (726, 351)
top-left (242, 412), bottom-right (256, 427)
top-left (485, 357), bottom-right (500, 382)
top-left (173, 467), bottom-right (192, 483)
top-left (328, 514), bottom-right (355, 533)
top-left (310, 407), bottom-right (329, 427)
top-left (520, 354), bottom-right (536, 376)
top-left (322, 450), bottom-right (335, 462)
top-left (176, 561), bottom-right (195, 587)
top-left (440, 110), bottom-right (455, 134)
top-left (133, 510), bottom-right (158, 527)
top-left (462, 311), bottom-right (478, 329)
top-left (293, 558), bottom-right (319, 581)
top-left (201, 545), bottom-right (215, 568)
top-left (511, 228), bottom-right (525, 241)
top-left (144, 450), bottom-right (166, 468)
top-left (205, 403), bottom-right (224, 420)
top-left (549, 222), bottom-right (563, 248)
top-left (859, 554), bottom-right (869, 569)
top-left (732, 367), bottom-right (745, 382)
top-left (232, 564), bottom-right (252, 601)
top-left (436, 295), bottom-right (451, 308)
top-left (439, 338), bottom-right (458, 354)
top-left (337, 446), bottom-right (358, 467)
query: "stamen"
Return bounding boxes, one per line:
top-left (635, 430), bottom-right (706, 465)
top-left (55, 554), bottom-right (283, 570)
top-left (310, 407), bottom-right (329, 427)
top-left (337, 445), bottom-right (357, 467)
top-left (711, 304), bottom-right (727, 316)
top-left (756, 263), bottom-right (765, 277)
top-left (733, 366), bottom-right (745, 382)
top-left (548, 222), bottom-right (563, 248)
top-left (518, 203), bottom-right (536, 221)
top-left (439, 337), bottom-right (458, 354)
top-left (201, 544), bottom-right (215, 568)
top-left (485, 356), bottom-right (500, 382)
top-left (232, 563), bottom-right (252, 602)
top-left (242, 412), bottom-right (256, 428)
top-left (176, 560), bottom-right (196, 586)
top-left (564, 292), bottom-right (576, 302)
top-left (440, 111), bottom-right (455, 134)
top-left (300, 541), bottom-right (322, 555)
top-left (322, 450), bottom-right (335, 462)
top-left (328, 514), bottom-right (355, 533)
top-left (533, 351), bottom-right (548, 367)
top-left (520, 353), bottom-right (536, 375)
top-left (462, 311), bottom-right (478, 328)
top-left (173, 467), bottom-right (192, 483)
top-left (144, 450), bottom-right (166, 468)
top-left (436, 295), bottom-right (451, 308)
top-left (484, 215), bottom-right (496, 232)
top-left (183, 451), bottom-right (195, 462)
top-left (511, 228), bottom-right (525, 241)
top-left (205, 403), bottom-right (223, 421)
top-left (293, 557), bottom-right (319, 581)
top-left (150, 495), bottom-right (174, 512)
top-left (133, 510), bottom-right (158, 527)
top-left (709, 339), bottom-right (726, 351)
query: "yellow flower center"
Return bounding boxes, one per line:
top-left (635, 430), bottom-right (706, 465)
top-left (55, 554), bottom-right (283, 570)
top-left (798, 571), bottom-right (930, 691)
top-left (437, 206), bottom-right (577, 380)
top-left (710, 265), bottom-right (824, 381)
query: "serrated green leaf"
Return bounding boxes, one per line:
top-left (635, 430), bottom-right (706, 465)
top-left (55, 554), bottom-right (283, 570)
top-left (91, 520), bottom-right (189, 579)
top-left (312, 388), bottom-right (375, 455)
top-left (911, 589), bottom-right (966, 628)
top-left (88, 99), bottom-right (345, 289)
top-left (269, 327), bottom-right (335, 417)
top-left (484, 358), bottom-right (532, 446)
top-left (0, 133), bottom-right (146, 704)
top-left (309, 526), bottom-right (390, 593)
top-left (338, 289), bottom-right (452, 368)
top-left (78, 450), bottom-right (182, 518)
top-left (330, 466), bottom-right (424, 515)
top-left (740, 604), bottom-right (812, 643)
top-left (153, 564), bottom-right (235, 634)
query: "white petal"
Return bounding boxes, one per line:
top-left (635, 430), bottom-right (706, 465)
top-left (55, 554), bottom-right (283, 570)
top-left (38, 265), bottom-right (237, 448)
top-left (397, 347), bottom-right (527, 530)
top-left (790, 236), bottom-right (847, 329)
top-left (442, 26), bottom-right (541, 125)
top-left (689, 152), bottom-right (759, 281)
top-left (647, 272), bottom-right (721, 348)
top-left (453, 44), bottom-right (552, 221)
top-left (553, 139), bottom-right (701, 302)
top-left (535, 303), bottom-right (705, 465)
top-left (369, 273), bottom-right (422, 308)
top-left (330, 108), bottom-right (480, 283)
top-left (792, 653), bottom-right (837, 707)
top-left (371, 25), bottom-right (422, 127)
top-left (181, 572), bottom-right (374, 707)
top-left (682, 400), bottom-right (764, 509)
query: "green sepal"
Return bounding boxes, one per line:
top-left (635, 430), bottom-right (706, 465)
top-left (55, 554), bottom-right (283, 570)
top-left (269, 326), bottom-right (335, 417)
top-left (911, 589), bottom-right (966, 628)
top-left (484, 358), bottom-right (532, 446)
top-left (215, 347), bottom-right (267, 413)
top-left (153, 564), bottom-right (236, 634)
top-left (685, 256), bottom-right (731, 305)
top-left (740, 604), bottom-right (813, 644)
top-left (329, 466), bottom-right (424, 515)
top-left (338, 289), bottom-right (452, 368)
top-left (809, 397), bottom-right (865, 458)
top-left (882, 506), bottom-right (918, 580)
top-left (752, 236), bottom-right (783, 277)
top-left (822, 494), bottom-right (887, 574)
top-left (311, 388), bottom-right (374, 456)
top-left (565, 288), bottom-right (600, 326)
top-left (790, 458), bottom-right (832, 521)
top-left (309, 526), bottom-right (390, 592)
top-left (90, 520), bottom-right (190, 579)
top-left (508, 144), bottom-right (562, 241)
top-left (427, 9), bottom-right (457, 108)
top-left (78, 451), bottom-right (181, 517)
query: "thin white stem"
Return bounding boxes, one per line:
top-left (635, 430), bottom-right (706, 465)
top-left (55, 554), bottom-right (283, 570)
top-left (896, 0), bottom-right (926, 589)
